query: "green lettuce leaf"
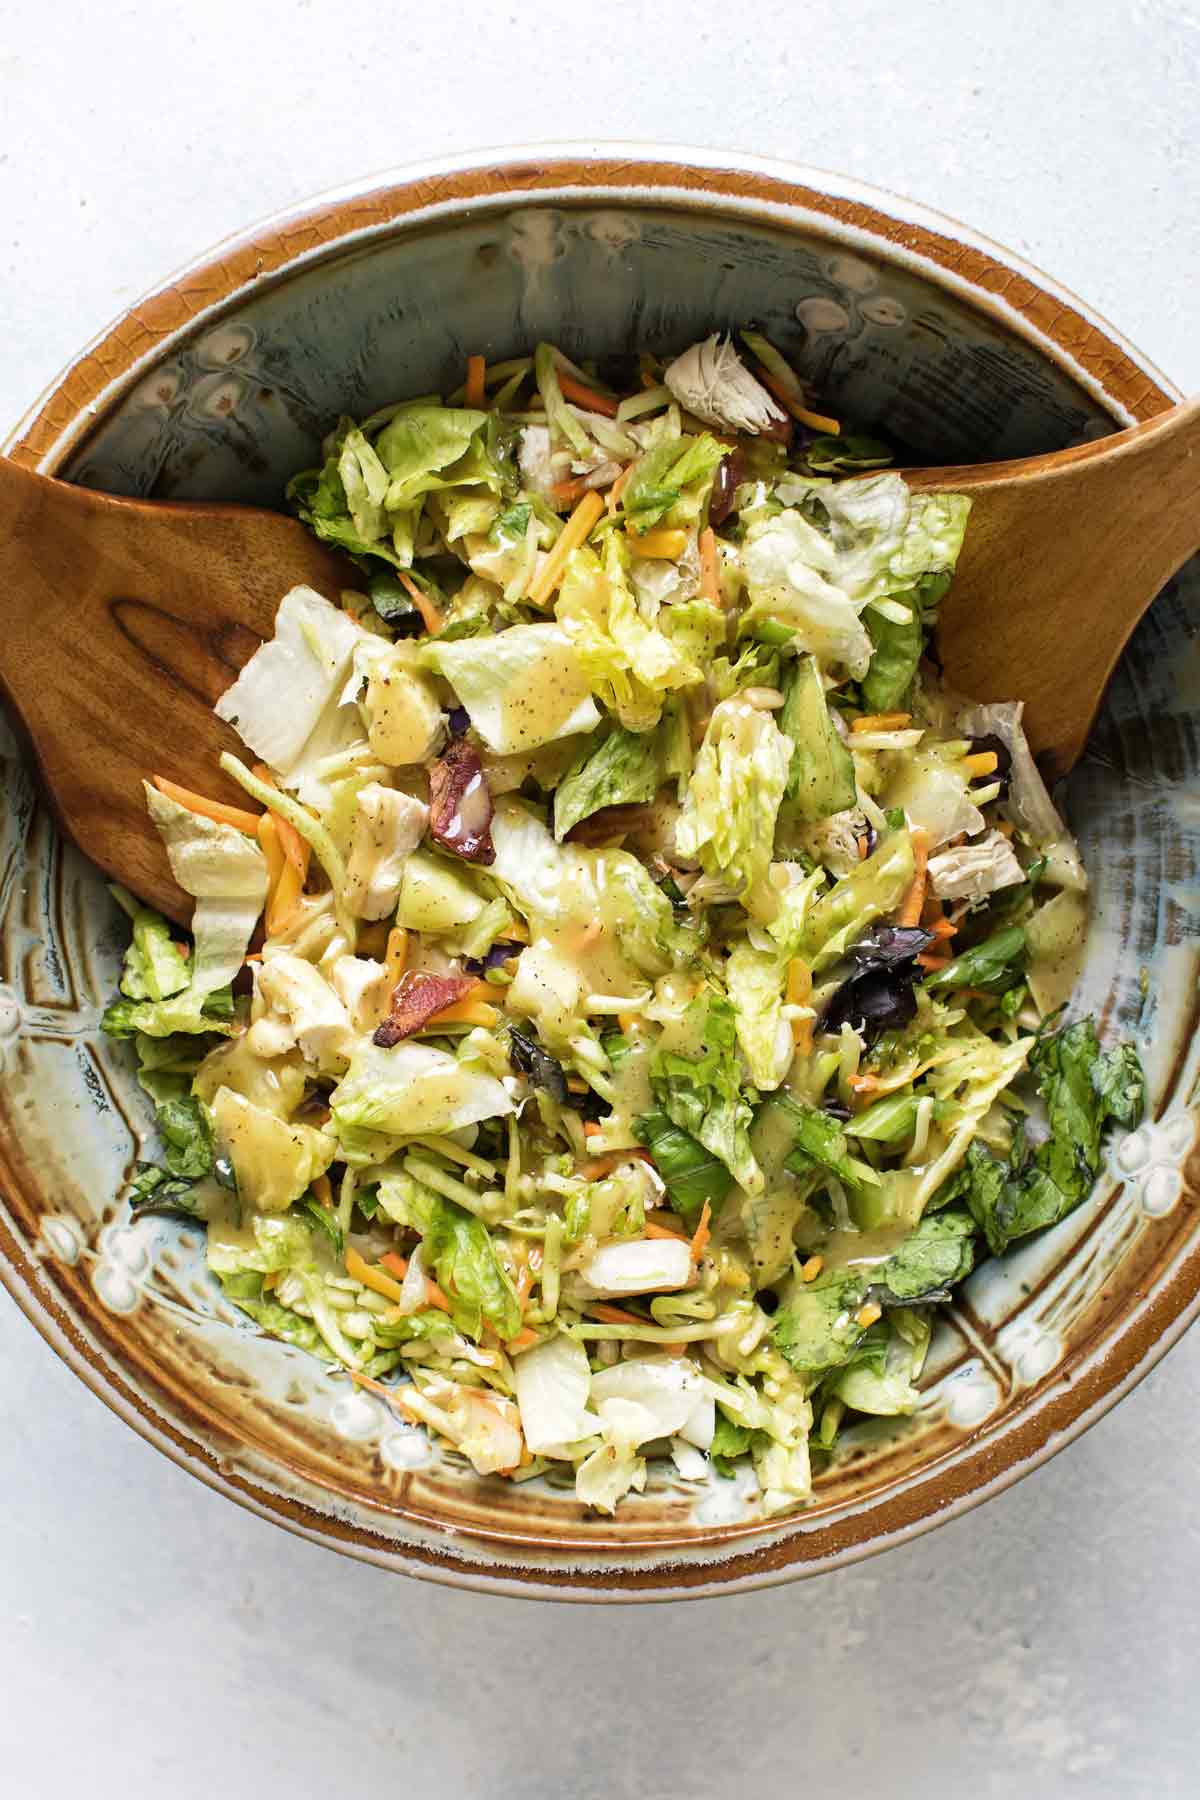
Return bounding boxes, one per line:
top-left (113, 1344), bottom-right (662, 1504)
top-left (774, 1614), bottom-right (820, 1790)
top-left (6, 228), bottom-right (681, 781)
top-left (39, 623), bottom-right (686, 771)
top-left (375, 404), bottom-right (492, 507)
top-left (944, 1017), bottom-right (1145, 1254)
top-left (424, 623), bottom-right (600, 755)
top-left (923, 925), bottom-right (1027, 996)
top-left (648, 992), bottom-right (762, 1195)
top-left (772, 1267), bottom-right (869, 1373)
top-left (423, 1196), bottom-right (523, 1341)
top-left (675, 699), bottom-right (792, 912)
top-left (873, 1208), bottom-right (976, 1302)
top-left (826, 1308), bottom-right (931, 1416)
top-left (633, 1107), bottom-right (734, 1229)
top-left (789, 828), bottom-right (915, 970)
top-left (552, 722), bottom-right (664, 841)
top-left (555, 536), bottom-right (702, 732)
top-left (725, 941), bottom-right (792, 1092)
top-left (862, 570), bottom-right (951, 712)
top-left (115, 896), bottom-right (191, 1003)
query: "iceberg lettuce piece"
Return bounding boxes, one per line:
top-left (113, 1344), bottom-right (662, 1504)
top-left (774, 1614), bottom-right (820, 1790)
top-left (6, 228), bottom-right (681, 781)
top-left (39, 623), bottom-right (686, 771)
top-left (214, 586), bottom-right (373, 777)
top-left (725, 940), bottom-right (793, 1091)
top-left (330, 1041), bottom-right (513, 1140)
top-left (374, 404), bottom-right (492, 508)
top-left (552, 722), bottom-right (664, 841)
top-left (674, 699), bottom-right (791, 913)
top-left (490, 799), bottom-right (695, 977)
top-left (425, 624), bottom-right (599, 755)
top-left (110, 786), bottom-right (268, 1038)
top-left (555, 536), bottom-right (702, 732)
top-left (511, 1333), bottom-right (596, 1454)
top-left (210, 1085), bottom-right (335, 1214)
top-left (740, 512), bottom-right (875, 677)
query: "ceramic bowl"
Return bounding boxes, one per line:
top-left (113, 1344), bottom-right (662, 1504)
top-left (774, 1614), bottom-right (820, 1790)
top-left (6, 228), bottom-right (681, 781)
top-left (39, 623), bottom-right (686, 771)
top-left (2, 147), bottom-right (1197, 1602)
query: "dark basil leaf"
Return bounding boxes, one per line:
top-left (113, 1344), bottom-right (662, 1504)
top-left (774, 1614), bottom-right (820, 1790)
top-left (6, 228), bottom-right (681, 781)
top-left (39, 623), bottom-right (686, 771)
top-left (507, 1026), bottom-right (568, 1104)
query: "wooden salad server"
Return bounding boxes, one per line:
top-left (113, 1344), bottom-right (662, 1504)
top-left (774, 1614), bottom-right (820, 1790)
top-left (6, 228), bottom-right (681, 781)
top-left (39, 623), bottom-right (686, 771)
top-left (0, 397), bottom-right (1197, 922)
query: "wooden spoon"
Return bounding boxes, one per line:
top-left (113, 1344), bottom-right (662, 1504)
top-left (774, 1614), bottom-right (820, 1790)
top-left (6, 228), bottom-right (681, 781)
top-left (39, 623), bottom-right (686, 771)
top-left (1, 399), bottom-right (1197, 922)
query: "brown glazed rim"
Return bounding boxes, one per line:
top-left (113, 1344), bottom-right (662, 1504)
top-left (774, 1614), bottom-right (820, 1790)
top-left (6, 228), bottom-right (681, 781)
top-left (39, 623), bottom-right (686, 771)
top-left (0, 147), bottom-right (1192, 1600)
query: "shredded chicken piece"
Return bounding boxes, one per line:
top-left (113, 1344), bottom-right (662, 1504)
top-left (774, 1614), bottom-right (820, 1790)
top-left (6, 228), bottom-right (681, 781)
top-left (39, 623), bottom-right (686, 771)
top-left (663, 334), bottom-right (787, 435)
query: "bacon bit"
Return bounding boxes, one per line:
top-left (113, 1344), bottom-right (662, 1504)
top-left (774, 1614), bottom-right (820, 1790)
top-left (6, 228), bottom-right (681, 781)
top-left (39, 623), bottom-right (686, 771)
top-left (698, 526), bottom-right (721, 605)
top-left (428, 738), bottom-right (496, 864)
top-left (556, 369), bottom-right (620, 417)
top-left (690, 1200), bottom-right (713, 1262)
top-left (708, 450), bottom-right (745, 527)
top-left (373, 971), bottom-right (476, 1046)
top-left (801, 1255), bottom-right (824, 1283)
top-left (312, 1174), bottom-right (333, 1211)
top-left (586, 1302), bottom-right (648, 1327)
top-left (606, 464), bottom-right (633, 517)
top-left (851, 712), bottom-right (912, 734)
top-left (464, 354), bottom-right (486, 409)
top-left (897, 829), bottom-right (930, 928)
top-left (151, 775), bottom-right (260, 837)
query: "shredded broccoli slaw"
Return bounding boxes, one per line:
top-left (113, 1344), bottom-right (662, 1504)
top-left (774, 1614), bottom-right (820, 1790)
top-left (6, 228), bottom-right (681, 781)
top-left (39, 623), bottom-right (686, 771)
top-left (103, 332), bottom-right (1144, 1516)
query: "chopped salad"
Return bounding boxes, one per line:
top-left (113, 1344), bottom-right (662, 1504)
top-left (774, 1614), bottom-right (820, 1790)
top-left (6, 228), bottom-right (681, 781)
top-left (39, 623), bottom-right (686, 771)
top-left (102, 332), bottom-right (1144, 1515)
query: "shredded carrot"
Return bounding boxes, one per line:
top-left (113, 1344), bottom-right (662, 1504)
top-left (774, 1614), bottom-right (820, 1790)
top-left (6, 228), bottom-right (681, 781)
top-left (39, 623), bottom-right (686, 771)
top-left (916, 951), bottom-right (953, 971)
top-left (257, 813), bottom-right (285, 894)
top-left (856, 1301), bottom-right (882, 1329)
top-left (242, 952), bottom-right (262, 964)
top-left (754, 363), bottom-right (842, 435)
top-left (849, 1072), bottom-right (881, 1093)
top-left (628, 527), bottom-right (687, 560)
top-left (644, 1221), bottom-right (691, 1244)
top-left (856, 834), bottom-right (869, 860)
top-left (515, 1264), bottom-right (535, 1308)
top-left (581, 1149), bottom-right (651, 1179)
top-left (527, 491), bottom-right (604, 607)
top-left (312, 1174), bottom-right (333, 1211)
top-left (698, 526), bottom-right (721, 605)
top-left (606, 464), bottom-right (633, 517)
top-left (556, 369), bottom-right (620, 417)
top-left (393, 568), bottom-right (442, 635)
top-left (851, 712), bottom-right (912, 734)
top-left (897, 829), bottom-right (930, 928)
top-left (251, 764), bottom-right (311, 883)
top-left (690, 1200), bottom-right (713, 1262)
top-left (996, 819), bottom-right (1015, 839)
top-left (565, 1075), bottom-right (589, 1096)
top-left (266, 856), bottom-right (305, 937)
top-left (801, 1255), bottom-right (824, 1283)
top-left (549, 475), bottom-right (592, 508)
top-left (378, 1249), bottom-right (453, 1315)
top-left (582, 1120), bottom-right (602, 1138)
top-left (506, 1327), bottom-right (539, 1353)
top-left (384, 927), bottom-right (409, 987)
top-left (464, 354), bottom-right (486, 409)
top-left (346, 1246), bottom-right (405, 1303)
top-left (787, 958), bottom-right (814, 1053)
top-left (959, 987), bottom-right (998, 1002)
top-left (151, 775), bottom-right (260, 837)
top-left (586, 1302), bottom-right (648, 1327)
top-left (962, 750), bottom-right (1000, 778)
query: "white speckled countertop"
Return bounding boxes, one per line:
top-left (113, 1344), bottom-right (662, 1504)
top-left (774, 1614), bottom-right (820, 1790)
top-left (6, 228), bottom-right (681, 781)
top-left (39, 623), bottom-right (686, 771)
top-left (2, 3), bottom-right (1198, 1794)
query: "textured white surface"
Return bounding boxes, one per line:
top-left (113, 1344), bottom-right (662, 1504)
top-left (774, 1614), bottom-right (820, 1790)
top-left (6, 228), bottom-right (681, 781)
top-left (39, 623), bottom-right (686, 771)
top-left (2, 1), bottom-right (1199, 1794)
